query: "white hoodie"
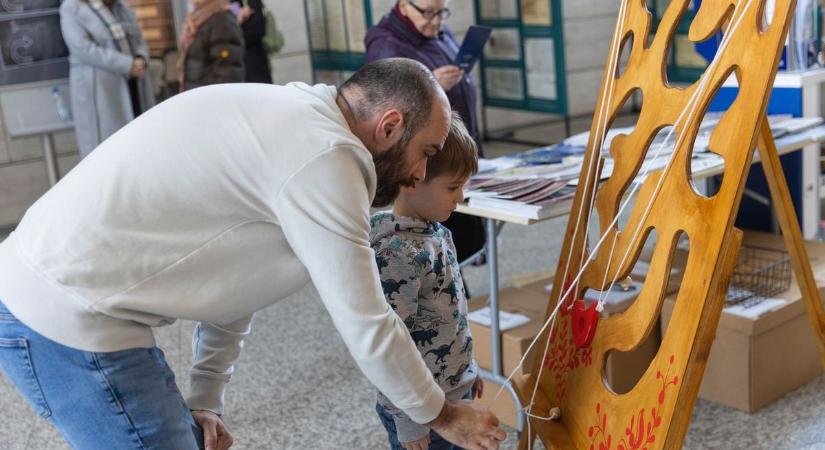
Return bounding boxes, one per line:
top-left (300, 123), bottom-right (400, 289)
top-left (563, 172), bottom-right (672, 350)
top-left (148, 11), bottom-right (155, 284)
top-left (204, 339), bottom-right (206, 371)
top-left (0, 83), bottom-right (444, 422)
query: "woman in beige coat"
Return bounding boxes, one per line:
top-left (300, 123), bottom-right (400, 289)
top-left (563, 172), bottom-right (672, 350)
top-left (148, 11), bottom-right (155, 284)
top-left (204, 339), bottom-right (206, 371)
top-left (60, 0), bottom-right (155, 158)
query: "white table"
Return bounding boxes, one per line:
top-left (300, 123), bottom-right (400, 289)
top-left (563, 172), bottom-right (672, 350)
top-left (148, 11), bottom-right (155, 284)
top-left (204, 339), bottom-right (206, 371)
top-left (457, 125), bottom-right (825, 432)
top-left (723, 69), bottom-right (825, 239)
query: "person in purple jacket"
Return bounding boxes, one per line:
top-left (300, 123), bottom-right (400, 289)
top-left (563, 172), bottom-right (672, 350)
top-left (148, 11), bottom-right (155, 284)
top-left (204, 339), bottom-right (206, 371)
top-left (365, 0), bottom-right (486, 266)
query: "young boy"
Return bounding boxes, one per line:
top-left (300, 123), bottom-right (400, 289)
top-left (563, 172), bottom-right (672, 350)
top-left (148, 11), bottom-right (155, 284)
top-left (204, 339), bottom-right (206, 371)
top-left (371, 115), bottom-right (483, 450)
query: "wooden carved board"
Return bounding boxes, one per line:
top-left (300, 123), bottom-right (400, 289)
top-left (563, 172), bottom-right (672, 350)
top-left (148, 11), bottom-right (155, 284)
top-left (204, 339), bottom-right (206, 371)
top-left (518, 0), bottom-right (797, 448)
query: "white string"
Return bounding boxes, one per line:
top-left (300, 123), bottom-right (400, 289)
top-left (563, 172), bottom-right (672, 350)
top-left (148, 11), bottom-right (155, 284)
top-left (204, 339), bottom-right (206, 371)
top-left (529, 0), bottom-right (630, 416)
top-left (524, 314), bottom-right (558, 420)
top-left (487, 0), bottom-right (758, 434)
top-left (595, 1), bottom-right (749, 308)
top-left (556, 0), bottom-right (632, 317)
top-left (591, 0), bottom-right (754, 318)
top-left (487, 1), bottom-right (631, 440)
top-left (596, 228), bottom-right (620, 309)
top-left (520, 1), bottom-right (631, 439)
top-left (490, 0), bottom-right (630, 409)
top-left (559, 0), bottom-right (755, 352)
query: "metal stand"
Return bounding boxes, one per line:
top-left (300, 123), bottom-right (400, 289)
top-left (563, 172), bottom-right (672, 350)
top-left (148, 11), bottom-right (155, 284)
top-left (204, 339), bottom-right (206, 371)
top-left (0, 81), bottom-right (73, 188)
top-left (477, 218), bottom-right (525, 432)
top-left (42, 134), bottom-right (59, 187)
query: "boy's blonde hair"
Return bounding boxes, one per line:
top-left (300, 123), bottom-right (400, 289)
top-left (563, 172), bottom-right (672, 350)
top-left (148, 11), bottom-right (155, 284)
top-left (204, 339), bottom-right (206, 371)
top-left (424, 112), bottom-right (479, 182)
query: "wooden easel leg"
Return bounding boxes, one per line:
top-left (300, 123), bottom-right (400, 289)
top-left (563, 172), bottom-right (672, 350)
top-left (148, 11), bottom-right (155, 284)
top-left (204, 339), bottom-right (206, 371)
top-left (756, 118), bottom-right (825, 368)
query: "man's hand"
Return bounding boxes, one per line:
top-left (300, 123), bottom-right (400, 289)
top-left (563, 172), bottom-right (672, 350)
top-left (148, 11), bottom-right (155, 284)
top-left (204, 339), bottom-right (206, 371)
top-left (433, 65), bottom-right (464, 91)
top-left (472, 377), bottom-right (484, 400)
top-left (401, 433), bottom-right (431, 450)
top-left (192, 410), bottom-right (234, 450)
top-left (427, 400), bottom-right (505, 450)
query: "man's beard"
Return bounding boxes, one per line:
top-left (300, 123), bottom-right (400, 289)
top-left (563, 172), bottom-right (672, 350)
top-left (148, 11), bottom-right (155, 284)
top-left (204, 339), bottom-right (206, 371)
top-left (372, 138), bottom-right (416, 208)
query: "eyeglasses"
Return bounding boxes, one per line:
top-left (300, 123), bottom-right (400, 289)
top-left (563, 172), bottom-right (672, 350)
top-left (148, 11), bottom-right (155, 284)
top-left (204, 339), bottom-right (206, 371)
top-left (407, 1), bottom-right (451, 21)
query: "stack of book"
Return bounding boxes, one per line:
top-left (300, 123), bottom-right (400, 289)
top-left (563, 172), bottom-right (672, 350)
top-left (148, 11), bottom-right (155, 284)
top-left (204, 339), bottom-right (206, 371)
top-left (466, 114), bottom-right (824, 220)
top-left (466, 178), bottom-right (576, 219)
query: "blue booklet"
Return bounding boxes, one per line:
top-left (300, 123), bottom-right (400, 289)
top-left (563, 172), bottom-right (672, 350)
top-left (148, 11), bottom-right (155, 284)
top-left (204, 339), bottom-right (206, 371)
top-left (453, 25), bottom-right (493, 71)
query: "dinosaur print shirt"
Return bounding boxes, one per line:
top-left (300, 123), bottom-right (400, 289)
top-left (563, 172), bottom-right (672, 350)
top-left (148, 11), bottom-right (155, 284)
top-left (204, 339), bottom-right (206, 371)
top-left (370, 212), bottom-right (478, 443)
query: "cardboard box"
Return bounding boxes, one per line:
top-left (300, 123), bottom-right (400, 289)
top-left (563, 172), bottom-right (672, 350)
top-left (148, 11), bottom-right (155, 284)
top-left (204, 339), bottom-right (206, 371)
top-left (468, 281), bottom-right (549, 429)
top-left (660, 232), bottom-right (825, 412)
top-left (469, 283), bottom-right (547, 379)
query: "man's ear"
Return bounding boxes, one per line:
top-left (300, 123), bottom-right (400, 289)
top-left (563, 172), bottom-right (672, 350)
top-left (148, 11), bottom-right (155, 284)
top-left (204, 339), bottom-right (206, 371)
top-left (374, 109), bottom-right (405, 150)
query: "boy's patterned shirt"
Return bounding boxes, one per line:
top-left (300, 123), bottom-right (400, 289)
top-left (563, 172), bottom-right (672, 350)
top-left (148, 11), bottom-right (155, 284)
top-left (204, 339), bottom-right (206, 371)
top-left (369, 212), bottom-right (478, 443)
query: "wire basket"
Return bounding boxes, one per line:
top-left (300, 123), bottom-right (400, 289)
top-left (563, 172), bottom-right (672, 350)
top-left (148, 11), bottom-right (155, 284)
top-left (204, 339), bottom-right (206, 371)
top-left (725, 245), bottom-right (791, 307)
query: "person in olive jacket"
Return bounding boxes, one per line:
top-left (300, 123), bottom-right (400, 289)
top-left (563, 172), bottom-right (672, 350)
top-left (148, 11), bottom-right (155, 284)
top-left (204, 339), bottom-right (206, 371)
top-left (179, 0), bottom-right (245, 91)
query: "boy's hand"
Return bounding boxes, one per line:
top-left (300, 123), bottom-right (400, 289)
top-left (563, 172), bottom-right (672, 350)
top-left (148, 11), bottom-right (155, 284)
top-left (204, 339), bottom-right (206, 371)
top-left (401, 434), bottom-right (431, 450)
top-left (472, 377), bottom-right (484, 399)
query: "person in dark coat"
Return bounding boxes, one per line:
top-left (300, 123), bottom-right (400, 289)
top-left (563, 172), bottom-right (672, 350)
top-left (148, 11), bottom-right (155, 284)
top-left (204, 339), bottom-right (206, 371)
top-left (231, 0), bottom-right (273, 83)
top-left (179, 0), bottom-right (245, 91)
top-left (365, 0), bottom-right (486, 264)
top-left (365, 0), bottom-right (481, 154)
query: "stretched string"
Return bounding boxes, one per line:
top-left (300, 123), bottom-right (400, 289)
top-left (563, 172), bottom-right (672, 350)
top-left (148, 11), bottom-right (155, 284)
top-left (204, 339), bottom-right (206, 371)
top-left (555, 0), bottom-right (629, 320)
top-left (536, 0), bottom-right (755, 400)
top-left (594, 1), bottom-right (750, 308)
top-left (593, 0), bottom-right (754, 314)
top-left (486, 0), bottom-right (757, 432)
top-left (524, 314), bottom-right (558, 422)
top-left (521, 0), bottom-right (630, 437)
top-left (486, 0), bottom-right (630, 431)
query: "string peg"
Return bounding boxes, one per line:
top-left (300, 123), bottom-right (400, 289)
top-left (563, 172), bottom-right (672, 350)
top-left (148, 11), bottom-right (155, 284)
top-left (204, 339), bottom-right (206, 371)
top-left (618, 276), bottom-right (634, 291)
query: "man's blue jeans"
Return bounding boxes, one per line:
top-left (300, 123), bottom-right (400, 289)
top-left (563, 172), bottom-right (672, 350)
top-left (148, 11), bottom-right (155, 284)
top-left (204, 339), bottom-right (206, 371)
top-left (0, 300), bottom-right (204, 449)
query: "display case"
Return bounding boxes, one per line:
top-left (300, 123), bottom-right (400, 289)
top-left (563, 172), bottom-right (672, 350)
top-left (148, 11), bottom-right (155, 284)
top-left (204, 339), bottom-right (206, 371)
top-left (475, 0), bottom-right (568, 115)
top-left (304, 0), bottom-right (376, 85)
top-left (646, 0), bottom-right (706, 84)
